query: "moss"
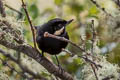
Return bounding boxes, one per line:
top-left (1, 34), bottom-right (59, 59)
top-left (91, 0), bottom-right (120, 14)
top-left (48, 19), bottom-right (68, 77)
top-left (0, 16), bottom-right (25, 44)
top-left (0, 70), bottom-right (9, 80)
top-left (82, 56), bottom-right (120, 80)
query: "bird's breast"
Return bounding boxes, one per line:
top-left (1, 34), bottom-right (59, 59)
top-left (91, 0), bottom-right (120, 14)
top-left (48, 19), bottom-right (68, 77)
top-left (36, 28), bottom-right (69, 55)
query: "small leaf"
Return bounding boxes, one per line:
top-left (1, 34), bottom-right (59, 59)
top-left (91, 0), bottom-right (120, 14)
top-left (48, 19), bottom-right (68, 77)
top-left (88, 6), bottom-right (99, 17)
top-left (54, 0), bottom-right (64, 5)
top-left (28, 4), bottom-right (39, 19)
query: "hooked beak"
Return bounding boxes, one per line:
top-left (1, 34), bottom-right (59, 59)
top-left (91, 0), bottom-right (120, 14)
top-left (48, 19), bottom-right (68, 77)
top-left (66, 19), bottom-right (74, 25)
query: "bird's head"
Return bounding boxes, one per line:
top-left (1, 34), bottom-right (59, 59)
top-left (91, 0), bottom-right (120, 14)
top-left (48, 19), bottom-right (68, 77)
top-left (35, 18), bottom-right (73, 36)
top-left (48, 18), bottom-right (74, 35)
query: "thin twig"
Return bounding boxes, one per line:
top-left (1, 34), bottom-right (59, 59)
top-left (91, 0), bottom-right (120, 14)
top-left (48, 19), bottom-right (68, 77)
top-left (21, 0), bottom-right (37, 49)
top-left (84, 55), bottom-right (99, 80)
top-left (118, 0), bottom-right (120, 6)
top-left (116, 0), bottom-right (120, 7)
top-left (80, 35), bottom-right (85, 42)
top-left (81, 56), bottom-right (102, 68)
top-left (90, 20), bottom-right (99, 80)
top-left (62, 48), bottom-right (101, 80)
top-left (111, 0), bottom-right (120, 11)
top-left (112, 0), bottom-right (120, 7)
top-left (90, 0), bottom-right (112, 17)
top-left (55, 76), bottom-right (59, 80)
top-left (91, 20), bottom-right (94, 55)
top-left (80, 35), bottom-right (86, 52)
top-left (62, 49), bottom-right (74, 57)
top-left (62, 49), bottom-right (102, 68)
top-left (0, 0), bottom-right (6, 17)
top-left (102, 75), bottom-right (114, 80)
top-left (91, 20), bottom-right (96, 55)
top-left (5, 4), bottom-right (23, 16)
top-left (91, 64), bottom-right (99, 80)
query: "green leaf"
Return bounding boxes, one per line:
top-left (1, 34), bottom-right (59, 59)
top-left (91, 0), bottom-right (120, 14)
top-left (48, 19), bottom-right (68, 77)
top-left (54, 0), bottom-right (64, 5)
top-left (28, 4), bottom-right (39, 19)
top-left (88, 6), bottom-right (99, 17)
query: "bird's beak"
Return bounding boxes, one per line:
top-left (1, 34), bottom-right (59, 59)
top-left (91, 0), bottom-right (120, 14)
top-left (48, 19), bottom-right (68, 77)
top-left (54, 19), bottom-right (74, 35)
top-left (66, 19), bottom-right (74, 25)
top-left (54, 27), bottom-right (64, 35)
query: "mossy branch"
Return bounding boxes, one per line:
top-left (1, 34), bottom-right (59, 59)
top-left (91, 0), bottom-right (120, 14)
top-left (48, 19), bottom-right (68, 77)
top-left (0, 18), bottom-right (73, 80)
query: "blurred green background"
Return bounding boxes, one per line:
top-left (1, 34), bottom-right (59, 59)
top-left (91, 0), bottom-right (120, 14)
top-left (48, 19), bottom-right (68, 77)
top-left (0, 0), bottom-right (120, 79)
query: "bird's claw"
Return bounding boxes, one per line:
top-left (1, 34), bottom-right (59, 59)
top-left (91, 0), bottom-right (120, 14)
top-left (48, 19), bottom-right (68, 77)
top-left (58, 64), bottom-right (64, 74)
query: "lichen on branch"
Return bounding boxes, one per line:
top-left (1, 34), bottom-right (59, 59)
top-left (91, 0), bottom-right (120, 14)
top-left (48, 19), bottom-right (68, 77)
top-left (0, 16), bottom-right (25, 44)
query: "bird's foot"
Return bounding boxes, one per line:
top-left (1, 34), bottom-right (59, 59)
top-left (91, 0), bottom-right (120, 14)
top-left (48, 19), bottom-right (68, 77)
top-left (40, 51), bottom-right (44, 57)
top-left (39, 52), bottom-right (45, 62)
top-left (58, 64), bottom-right (64, 74)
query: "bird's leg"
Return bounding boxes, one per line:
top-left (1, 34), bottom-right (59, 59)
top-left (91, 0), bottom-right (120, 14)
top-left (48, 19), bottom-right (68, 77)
top-left (39, 51), bottom-right (45, 63)
top-left (55, 55), bottom-right (64, 74)
top-left (55, 55), bottom-right (60, 65)
top-left (41, 51), bottom-right (44, 57)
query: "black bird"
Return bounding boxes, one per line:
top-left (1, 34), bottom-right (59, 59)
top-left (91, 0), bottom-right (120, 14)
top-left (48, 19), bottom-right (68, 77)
top-left (35, 18), bottom-right (73, 55)
top-left (35, 18), bottom-right (73, 66)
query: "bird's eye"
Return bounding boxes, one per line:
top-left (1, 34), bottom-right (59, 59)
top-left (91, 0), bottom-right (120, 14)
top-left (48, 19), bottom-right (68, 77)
top-left (58, 24), bottom-right (62, 27)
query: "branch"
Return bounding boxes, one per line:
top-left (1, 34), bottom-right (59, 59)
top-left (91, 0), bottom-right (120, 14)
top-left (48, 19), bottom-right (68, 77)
top-left (91, 20), bottom-right (96, 55)
top-left (102, 75), bottom-right (114, 80)
top-left (0, 30), bottom-right (73, 80)
top-left (112, 0), bottom-right (120, 7)
top-left (89, 0), bottom-right (112, 17)
top-left (62, 49), bottom-right (100, 80)
top-left (5, 4), bottom-right (23, 17)
top-left (90, 64), bottom-right (98, 80)
top-left (62, 49), bottom-right (102, 68)
top-left (0, 0), bottom-right (6, 17)
top-left (21, 0), bottom-right (37, 49)
top-left (0, 48), bottom-right (47, 80)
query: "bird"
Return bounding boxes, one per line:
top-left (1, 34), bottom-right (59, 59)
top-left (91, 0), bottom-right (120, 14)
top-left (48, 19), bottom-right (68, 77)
top-left (35, 18), bottom-right (73, 66)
